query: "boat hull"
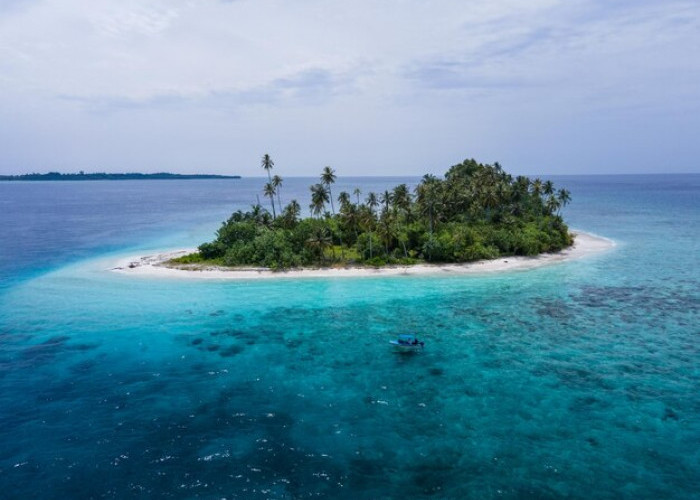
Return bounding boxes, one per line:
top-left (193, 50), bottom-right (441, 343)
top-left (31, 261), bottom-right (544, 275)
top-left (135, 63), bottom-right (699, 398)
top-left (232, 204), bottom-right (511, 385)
top-left (389, 340), bottom-right (423, 351)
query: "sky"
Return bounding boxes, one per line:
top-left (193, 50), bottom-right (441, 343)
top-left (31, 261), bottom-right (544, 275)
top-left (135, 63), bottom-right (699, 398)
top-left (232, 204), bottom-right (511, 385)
top-left (1, 0), bottom-right (699, 176)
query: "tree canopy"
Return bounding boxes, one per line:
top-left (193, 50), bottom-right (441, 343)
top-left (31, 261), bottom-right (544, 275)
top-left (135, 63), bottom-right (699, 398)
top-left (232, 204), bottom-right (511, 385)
top-left (184, 157), bottom-right (573, 270)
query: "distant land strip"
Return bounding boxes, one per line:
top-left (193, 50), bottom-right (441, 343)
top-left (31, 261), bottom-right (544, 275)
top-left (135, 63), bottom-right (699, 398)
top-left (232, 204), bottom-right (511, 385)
top-left (0, 172), bottom-right (241, 181)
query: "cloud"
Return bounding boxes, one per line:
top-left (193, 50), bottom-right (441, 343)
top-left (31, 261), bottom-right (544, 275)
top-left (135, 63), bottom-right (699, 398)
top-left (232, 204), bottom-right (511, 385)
top-left (0, 0), bottom-right (699, 174)
top-left (405, 60), bottom-right (536, 90)
top-left (89, 3), bottom-right (181, 38)
top-left (55, 67), bottom-right (359, 114)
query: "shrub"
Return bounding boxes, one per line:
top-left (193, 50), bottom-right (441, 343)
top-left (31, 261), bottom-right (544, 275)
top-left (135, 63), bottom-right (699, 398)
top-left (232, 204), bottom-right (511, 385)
top-left (356, 233), bottom-right (383, 260)
top-left (198, 241), bottom-right (226, 259)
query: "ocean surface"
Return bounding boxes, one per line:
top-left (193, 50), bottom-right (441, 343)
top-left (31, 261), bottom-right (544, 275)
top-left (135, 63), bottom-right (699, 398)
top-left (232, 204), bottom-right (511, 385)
top-left (0, 174), bottom-right (698, 499)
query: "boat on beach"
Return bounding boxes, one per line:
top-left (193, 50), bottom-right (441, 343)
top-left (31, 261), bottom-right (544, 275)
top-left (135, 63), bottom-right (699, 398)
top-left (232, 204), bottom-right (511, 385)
top-left (390, 334), bottom-right (424, 350)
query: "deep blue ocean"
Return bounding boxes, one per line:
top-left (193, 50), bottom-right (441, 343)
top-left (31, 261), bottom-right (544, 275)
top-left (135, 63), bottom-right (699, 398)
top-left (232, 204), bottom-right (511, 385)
top-left (0, 175), bottom-right (698, 499)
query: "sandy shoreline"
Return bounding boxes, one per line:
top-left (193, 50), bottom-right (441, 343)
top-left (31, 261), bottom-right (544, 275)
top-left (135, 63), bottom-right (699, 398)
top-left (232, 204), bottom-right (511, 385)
top-left (109, 231), bottom-right (614, 281)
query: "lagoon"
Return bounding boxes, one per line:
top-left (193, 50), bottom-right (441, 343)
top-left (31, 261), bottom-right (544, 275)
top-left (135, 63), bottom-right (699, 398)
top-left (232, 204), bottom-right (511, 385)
top-left (0, 175), bottom-right (698, 498)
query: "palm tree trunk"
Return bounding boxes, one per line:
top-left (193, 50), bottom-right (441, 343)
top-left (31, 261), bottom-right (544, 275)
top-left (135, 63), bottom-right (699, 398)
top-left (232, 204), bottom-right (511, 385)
top-left (429, 206), bottom-right (434, 235)
top-left (384, 222), bottom-right (390, 255)
top-left (338, 232), bottom-right (345, 260)
top-left (400, 225), bottom-right (408, 258)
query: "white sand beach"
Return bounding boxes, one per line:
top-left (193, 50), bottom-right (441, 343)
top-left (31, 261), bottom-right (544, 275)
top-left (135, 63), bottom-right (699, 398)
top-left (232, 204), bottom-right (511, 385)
top-left (110, 231), bottom-right (614, 281)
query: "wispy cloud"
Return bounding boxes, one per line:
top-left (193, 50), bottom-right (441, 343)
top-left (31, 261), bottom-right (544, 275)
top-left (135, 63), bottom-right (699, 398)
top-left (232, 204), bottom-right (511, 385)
top-left (405, 60), bottom-right (534, 90)
top-left (55, 67), bottom-right (362, 115)
top-left (90, 4), bottom-right (181, 38)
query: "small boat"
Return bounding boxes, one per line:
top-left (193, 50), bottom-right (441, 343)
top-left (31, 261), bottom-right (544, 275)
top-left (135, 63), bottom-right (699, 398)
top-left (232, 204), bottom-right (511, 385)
top-left (390, 334), bottom-right (424, 350)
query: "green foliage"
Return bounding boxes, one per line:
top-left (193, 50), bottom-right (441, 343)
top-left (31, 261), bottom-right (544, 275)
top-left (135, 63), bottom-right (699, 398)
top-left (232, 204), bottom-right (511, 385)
top-left (192, 156), bottom-right (574, 269)
top-left (356, 232), bottom-right (383, 260)
top-left (364, 256), bottom-right (389, 267)
top-left (222, 228), bottom-right (302, 270)
top-left (170, 252), bottom-right (207, 264)
top-left (198, 241), bottom-right (226, 259)
top-left (216, 217), bottom-right (257, 245)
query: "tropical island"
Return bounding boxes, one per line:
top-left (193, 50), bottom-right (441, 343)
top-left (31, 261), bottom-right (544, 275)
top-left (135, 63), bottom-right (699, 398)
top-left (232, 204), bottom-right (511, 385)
top-left (0, 172), bottom-right (240, 181)
top-left (170, 155), bottom-right (574, 271)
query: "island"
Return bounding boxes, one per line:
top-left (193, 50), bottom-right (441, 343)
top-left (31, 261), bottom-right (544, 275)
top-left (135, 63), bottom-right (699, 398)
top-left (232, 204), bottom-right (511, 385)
top-left (167, 156), bottom-right (575, 271)
top-left (0, 172), bottom-right (240, 181)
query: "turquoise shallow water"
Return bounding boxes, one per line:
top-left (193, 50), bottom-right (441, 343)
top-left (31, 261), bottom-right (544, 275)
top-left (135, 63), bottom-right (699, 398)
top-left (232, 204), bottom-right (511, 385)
top-left (0, 175), bottom-right (698, 498)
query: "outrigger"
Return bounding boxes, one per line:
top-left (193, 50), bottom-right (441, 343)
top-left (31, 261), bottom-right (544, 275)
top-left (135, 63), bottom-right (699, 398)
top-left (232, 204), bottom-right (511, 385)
top-left (390, 334), bottom-right (424, 350)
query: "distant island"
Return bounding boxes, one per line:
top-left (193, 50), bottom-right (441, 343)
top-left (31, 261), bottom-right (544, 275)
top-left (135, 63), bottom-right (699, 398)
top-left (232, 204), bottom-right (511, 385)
top-left (170, 155), bottom-right (573, 270)
top-left (0, 172), bottom-right (241, 181)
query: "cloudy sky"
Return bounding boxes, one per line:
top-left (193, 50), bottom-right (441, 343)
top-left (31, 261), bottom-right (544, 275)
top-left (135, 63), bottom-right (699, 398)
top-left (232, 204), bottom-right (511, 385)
top-left (1, 0), bottom-right (698, 176)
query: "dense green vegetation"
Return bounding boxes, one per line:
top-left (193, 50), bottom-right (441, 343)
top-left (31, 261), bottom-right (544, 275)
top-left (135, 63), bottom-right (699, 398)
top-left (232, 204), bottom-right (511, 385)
top-left (182, 156), bottom-right (573, 270)
top-left (0, 172), bottom-right (240, 181)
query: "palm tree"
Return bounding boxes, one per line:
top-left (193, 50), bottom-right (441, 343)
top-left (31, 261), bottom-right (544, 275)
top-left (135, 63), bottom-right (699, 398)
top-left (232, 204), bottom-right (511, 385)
top-left (366, 192), bottom-right (378, 216)
top-left (335, 192), bottom-right (351, 256)
top-left (364, 192), bottom-right (379, 259)
top-left (360, 209), bottom-right (375, 259)
top-left (320, 166), bottom-right (337, 214)
top-left (306, 226), bottom-right (332, 264)
top-left (543, 180), bottom-right (555, 196)
top-left (249, 203), bottom-right (264, 225)
top-left (392, 184), bottom-right (411, 257)
top-left (482, 186), bottom-right (500, 221)
top-left (261, 154), bottom-right (274, 182)
top-left (309, 183), bottom-right (329, 217)
top-left (282, 199), bottom-right (301, 226)
top-left (353, 187), bottom-right (361, 206)
top-left (338, 191), bottom-right (351, 210)
top-left (378, 191), bottom-right (394, 254)
top-left (379, 190), bottom-right (391, 214)
top-left (546, 195), bottom-right (560, 215)
top-left (416, 175), bottom-right (441, 235)
top-left (556, 188), bottom-right (571, 215)
top-left (342, 202), bottom-right (361, 240)
top-left (392, 184), bottom-right (411, 214)
top-left (377, 208), bottom-right (395, 256)
top-left (509, 176), bottom-right (529, 214)
top-left (263, 182), bottom-right (277, 219)
top-left (272, 175), bottom-right (283, 214)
